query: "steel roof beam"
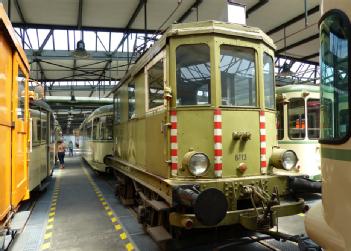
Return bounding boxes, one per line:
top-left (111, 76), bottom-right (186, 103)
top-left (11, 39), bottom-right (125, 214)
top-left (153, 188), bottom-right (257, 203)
top-left (27, 50), bottom-right (131, 61)
top-left (12, 23), bottom-right (157, 34)
top-left (276, 54), bottom-right (318, 66)
top-left (267, 5), bottom-right (319, 35)
top-left (77, 0), bottom-right (83, 29)
top-left (177, 0), bottom-right (203, 23)
top-left (37, 29), bottom-right (54, 54)
top-left (246, 0), bottom-right (269, 17)
top-left (301, 52), bottom-right (319, 61)
top-left (276, 33), bottom-right (319, 54)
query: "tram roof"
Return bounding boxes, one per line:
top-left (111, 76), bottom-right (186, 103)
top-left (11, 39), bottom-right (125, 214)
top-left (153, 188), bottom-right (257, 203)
top-left (81, 104), bottom-right (114, 127)
top-left (276, 84), bottom-right (320, 94)
top-left (114, 20), bottom-right (275, 92)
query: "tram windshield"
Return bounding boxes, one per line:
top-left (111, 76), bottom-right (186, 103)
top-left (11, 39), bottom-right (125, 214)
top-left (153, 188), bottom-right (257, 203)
top-left (176, 44), bottom-right (211, 106)
top-left (320, 13), bottom-right (349, 141)
top-left (220, 45), bottom-right (256, 107)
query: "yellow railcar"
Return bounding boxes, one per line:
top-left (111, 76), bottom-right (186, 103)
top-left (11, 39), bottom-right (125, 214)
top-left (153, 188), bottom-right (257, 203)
top-left (305, 0), bottom-right (351, 250)
top-left (0, 3), bottom-right (30, 223)
top-left (105, 20), bottom-right (311, 238)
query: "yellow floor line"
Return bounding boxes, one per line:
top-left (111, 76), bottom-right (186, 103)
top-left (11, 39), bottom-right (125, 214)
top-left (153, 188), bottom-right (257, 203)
top-left (82, 165), bottom-right (138, 251)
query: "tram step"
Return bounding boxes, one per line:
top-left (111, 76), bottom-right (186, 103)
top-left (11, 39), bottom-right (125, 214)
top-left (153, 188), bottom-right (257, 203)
top-left (9, 211), bottom-right (30, 231)
top-left (147, 200), bottom-right (170, 211)
top-left (147, 226), bottom-right (172, 243)
top-left (39, 179), bottom-right (50, 192)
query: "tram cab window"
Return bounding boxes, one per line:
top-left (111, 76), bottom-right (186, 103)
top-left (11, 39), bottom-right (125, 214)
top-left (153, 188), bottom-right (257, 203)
top-left (263, 53), bottom-right (275, 109)
top-left (307, 99), bottom-right (320, 139)
top-left (277, 102), bottom-right (284, 140)
top-left (17, 68), bottom-right (25, 120)
top-left (220, 45), bottom-right (256, 107)
top-left (147, 60), bottom-right (164, 110)
top-left (128, 82), bottom-right (136, 119)
top-left (176, 44), bottom-right (211, 106)
top-left (288, 98), bottom-right (305, 139)
top-left (320, 13), bottom-right (349, 141)
top-left (100, 116), bottom-right (113, 140)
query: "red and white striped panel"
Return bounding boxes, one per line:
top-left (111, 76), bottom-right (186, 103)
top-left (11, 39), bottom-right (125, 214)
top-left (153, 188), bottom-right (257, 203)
top-left (259, 111), bottom-right (267, 174)
top-left (170, 110), bottom-right (178, 176)
top-left (214, 108), bottom-right (223, 177)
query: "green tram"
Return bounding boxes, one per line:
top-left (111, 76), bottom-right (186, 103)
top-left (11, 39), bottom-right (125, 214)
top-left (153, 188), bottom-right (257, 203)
top-left (80, 105), bottom-right (113, 173)
top-left (305, 0), bottom-right (351, 249)
top-left (276, 84), bottom-right (321, 180)
top-left (105, 21), bottom-right (307, 237)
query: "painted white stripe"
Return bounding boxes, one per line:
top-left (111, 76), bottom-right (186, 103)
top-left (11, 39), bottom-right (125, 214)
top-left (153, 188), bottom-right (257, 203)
top-left (214, 170), bottom-right (222, 177)
top-left (260, 142), bottom-right (267, 148)
top-left (171, 156), bottom-right (178, 162)
top-left (260, 155), bottom-right (267, 161)
top-left (259, 116), bottom-right (266, 123)
top-left (214, 129), bottom-right (222, 136)
top-left (171, 170), bottom-right (177, 176)
top-left (170, 129), bottom-right (177, 136)
top-left (214, 156), bottom-right (222, 164)
top-left (261, 168), bottom-right (267, 174)
top-left (214, 143), bottom-right (222, 150)
top-left (260, 129), bottom-right (266, 135)
top-left (170, 116), bottom-right (177, 123)
top-left (214, 115), bottom-right (222, 122)
top-left (171, 143), bottom-right (178, 149)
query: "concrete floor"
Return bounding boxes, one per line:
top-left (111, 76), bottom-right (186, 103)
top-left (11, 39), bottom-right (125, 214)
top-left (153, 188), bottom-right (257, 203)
top-left (10, 156), bottom-right (321, 251)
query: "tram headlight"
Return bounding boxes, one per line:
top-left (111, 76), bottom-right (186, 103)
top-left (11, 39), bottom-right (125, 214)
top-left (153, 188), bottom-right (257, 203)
top-left (271, 148), bottom-right (298, 171)
top-left (183, 151), bottom-right (209, 176)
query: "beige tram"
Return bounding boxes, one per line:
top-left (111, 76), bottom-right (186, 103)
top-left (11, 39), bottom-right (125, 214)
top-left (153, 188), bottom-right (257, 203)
top-left (80, 105), bottom-right (114, 173)
top-left (276, 85), bottom-right (321, 180)
top-left (305, 0), bottom-right (351, 250)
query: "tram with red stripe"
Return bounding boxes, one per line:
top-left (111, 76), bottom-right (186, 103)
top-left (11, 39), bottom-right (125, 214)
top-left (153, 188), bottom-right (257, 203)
top-left (105, 20), bottom-right (311, 239)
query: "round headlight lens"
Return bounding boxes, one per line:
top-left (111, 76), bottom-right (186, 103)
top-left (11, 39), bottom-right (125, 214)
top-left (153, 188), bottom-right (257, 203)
top-left (188, 153), bottom-right (209, 176)
top-left (282, 150), bottom-right (298, 170)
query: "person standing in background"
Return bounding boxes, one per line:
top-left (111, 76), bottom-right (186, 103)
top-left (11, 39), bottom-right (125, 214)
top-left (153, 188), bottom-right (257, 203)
top-left (57, 140), bottom-right (66, 169)
top-left (68, 140), bottom-right (74, 156)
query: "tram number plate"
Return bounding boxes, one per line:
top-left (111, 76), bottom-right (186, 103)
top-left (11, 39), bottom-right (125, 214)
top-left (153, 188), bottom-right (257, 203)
top-left (235, 153), bottom-right (247, 161)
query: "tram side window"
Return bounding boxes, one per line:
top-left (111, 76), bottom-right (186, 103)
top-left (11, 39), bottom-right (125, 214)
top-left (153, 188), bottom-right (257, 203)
top-left (307, 99), bottom-right (320, 139)
top-left (36, 119), bottom-right (41, 142)
top-left (320, 13), bottom-right (349, 140)
top-left (41, 111), bottom-right (48, 141)
top-left (86, 122), bottom-right (92, 139)
top-left (32, 118), bottom-right (40, 144)
top-left (148, 60), bottom-right (164, 110)
top-left (128, 82), bottom-right (136, 119)
top-left (263, 53), bottom-right (275, 109)
top-left (220, 45), bottom-right (256, 107)
top-left (17, 68), bottom-right (25, 120)
top-left (176, 44), bottom-right (211, 106)
top-left (114, 92), bottom-right (121, 123)
top-left (277, 102), bottom-right (284, 140)
top-left (93, 117), bottom-right (99, 140)
top-left (288, 98), bottom-right (305, 139)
